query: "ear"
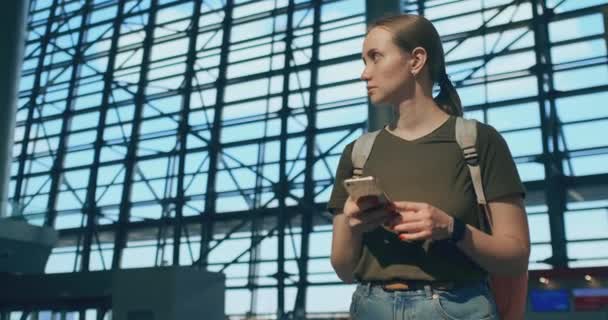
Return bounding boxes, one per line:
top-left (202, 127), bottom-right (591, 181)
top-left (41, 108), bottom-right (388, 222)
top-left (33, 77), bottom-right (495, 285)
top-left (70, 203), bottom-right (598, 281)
top-left (409, 47), bottom-right (428, 77)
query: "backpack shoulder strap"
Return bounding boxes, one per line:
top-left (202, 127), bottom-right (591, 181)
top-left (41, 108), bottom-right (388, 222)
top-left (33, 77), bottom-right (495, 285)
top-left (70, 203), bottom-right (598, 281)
top-left (351, 130), bottom-right (382, 178)
top-left (455, 117), bottom-right (493, 230)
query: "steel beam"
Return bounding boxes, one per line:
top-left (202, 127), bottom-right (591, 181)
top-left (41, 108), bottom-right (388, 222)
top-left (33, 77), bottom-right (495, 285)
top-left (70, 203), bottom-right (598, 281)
top-left (12, 0), bottom-right (59, 215)
top-left (0, 0), bottom-right (30, 217)
top-left (199, 0), bottom-right (235, 269)
top-left (277, 1), bottom-right (297, 317)
top-left (80, 0), bottom-right (127, 272)
top-left (44, 0), bottom-right (92, 229)
top-left (531, 0), bottom-right (568, 267)
top-left (112, 0), bottom-right (159, 270)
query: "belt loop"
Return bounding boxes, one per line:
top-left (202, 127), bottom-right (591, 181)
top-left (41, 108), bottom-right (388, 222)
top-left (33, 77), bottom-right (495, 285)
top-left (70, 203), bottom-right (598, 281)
top-left (365, 282), bottom-right (372, 296)
top-left (424, 284), bottom-right (432, 299)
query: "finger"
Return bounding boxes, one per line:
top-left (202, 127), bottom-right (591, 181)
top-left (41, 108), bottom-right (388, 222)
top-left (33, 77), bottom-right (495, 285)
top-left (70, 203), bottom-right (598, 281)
top-left (344, 196), bottom-right (367, 217)
top-left (345, 196), bottom-right (356, 206)
top-left (392, 201), bottom-right (429, 211)
top-left (398, 230), bottom-right (432, 241)
top-left (392, 221), bottom-right (428, 233)
top-left (392, 211), bottom-right (427, 223)
top-left (343, 197), bottom-right (358, 212)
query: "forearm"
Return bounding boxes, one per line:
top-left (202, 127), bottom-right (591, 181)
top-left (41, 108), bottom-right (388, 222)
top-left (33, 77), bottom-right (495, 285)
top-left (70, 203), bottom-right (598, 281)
top-left (330, 213), bottom-right (363, 283)
top-left (456, 224), bottom-right (530, 275)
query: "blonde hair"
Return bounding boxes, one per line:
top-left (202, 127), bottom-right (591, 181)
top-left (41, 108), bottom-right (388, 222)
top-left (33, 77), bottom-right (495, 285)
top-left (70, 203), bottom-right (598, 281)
top-left (369, 14), bottom-right (463, 116)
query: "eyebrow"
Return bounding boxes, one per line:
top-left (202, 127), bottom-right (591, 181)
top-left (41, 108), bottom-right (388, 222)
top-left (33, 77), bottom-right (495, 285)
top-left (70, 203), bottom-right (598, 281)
top-left (361, 48), bottom-right (379, 60)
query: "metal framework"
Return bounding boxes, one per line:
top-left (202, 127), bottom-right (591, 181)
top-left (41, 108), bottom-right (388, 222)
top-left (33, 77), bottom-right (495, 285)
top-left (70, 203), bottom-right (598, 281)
top-left (3, 0), bottom-right (608, 319)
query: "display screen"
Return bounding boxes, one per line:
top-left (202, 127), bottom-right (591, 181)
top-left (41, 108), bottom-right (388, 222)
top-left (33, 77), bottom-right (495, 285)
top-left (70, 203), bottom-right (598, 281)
top-left (530, 289), bottom-right (570, 312)
top-left (573, 288), bottom-right (608, 311)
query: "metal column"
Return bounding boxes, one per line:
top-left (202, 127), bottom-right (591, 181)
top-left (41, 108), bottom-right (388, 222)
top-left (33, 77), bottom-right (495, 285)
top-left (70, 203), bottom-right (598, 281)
top-left (0, 0), bottom-right (30, 217)
top-left (81, 0), bottom-right (127, 272)
top-left (277, 1), bottom-right (297, 317)
top-left (293, 0), bottom-right (323, 317)
top-left (111, 0), bottom-right (159, 269)
top-left (532, 0), bottom-right (568, 267)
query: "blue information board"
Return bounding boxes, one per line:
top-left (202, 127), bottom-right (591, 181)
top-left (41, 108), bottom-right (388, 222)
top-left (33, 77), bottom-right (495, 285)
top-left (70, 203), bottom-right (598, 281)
top-left (529, 289), bottom-right (570, 312)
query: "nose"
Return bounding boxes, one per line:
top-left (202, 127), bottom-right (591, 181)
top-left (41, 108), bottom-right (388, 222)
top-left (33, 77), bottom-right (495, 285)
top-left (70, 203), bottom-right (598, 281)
top-left (360, 66), bottom-right (371, 81)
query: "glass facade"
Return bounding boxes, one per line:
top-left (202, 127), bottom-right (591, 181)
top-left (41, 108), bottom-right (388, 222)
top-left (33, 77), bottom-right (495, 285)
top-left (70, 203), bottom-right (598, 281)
top-left (5, 0), bottom-right (608, 318)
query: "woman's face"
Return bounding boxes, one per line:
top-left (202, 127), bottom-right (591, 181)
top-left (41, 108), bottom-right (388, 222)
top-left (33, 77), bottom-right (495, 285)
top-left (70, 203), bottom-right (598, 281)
top-left (360, 27), bottom-right (414, 106)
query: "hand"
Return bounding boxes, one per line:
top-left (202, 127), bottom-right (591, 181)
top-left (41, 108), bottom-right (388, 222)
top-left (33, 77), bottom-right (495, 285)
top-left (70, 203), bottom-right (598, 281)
top-left (343, 195), bottom-right (396, 234)
top-left (386, 201), bottom-right (454, 242)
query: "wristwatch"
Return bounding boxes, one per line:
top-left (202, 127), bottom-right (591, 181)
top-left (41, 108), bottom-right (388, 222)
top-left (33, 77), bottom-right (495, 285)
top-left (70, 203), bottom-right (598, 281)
top-left (449, 217), bottom-right (466, 243)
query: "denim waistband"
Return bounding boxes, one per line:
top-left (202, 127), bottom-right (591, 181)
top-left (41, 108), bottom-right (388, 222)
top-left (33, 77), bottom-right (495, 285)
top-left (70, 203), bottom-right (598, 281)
top-left (355, 279), bottom-right (489, 299)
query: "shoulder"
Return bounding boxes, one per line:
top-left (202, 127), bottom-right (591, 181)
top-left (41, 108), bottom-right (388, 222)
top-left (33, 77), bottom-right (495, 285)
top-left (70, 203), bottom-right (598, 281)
top-left (474, 120), bottom-right (507, 149)
top-left (472, 120), bottom-right (517, 165)
top-left (338, 129), bottom-right (387, 168)
top-left (475, 120), bottom-right (500, 139)
top-left (347, 129), bottom-right (384, 153)
top-left (335, 140), bottom-right (356, 169)
top-left (341, 140), bottom-right (356, 155)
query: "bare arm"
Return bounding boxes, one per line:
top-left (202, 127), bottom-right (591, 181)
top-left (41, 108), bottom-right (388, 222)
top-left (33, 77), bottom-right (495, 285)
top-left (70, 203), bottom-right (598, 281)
top-left (330, 196), bottom-right (395, 283)
top-left (390, 194), bottom-right (530, 275)
top-left (330, 212), bottom-right (363, 283)
top-left (456, 194), bottom-right (530, 274)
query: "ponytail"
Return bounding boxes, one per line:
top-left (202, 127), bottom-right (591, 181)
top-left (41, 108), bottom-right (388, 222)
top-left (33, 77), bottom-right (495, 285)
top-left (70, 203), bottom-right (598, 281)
top-left (434, 70), bottom-right (463, 117)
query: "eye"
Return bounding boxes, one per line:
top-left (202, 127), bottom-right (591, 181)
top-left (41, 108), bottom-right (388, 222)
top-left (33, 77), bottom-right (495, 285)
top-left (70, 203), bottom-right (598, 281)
top-left (371, 52), bottom-right (381, 62)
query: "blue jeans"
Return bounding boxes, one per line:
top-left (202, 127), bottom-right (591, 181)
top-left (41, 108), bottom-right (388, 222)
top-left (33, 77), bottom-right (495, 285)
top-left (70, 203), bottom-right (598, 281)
top-left (349, 281), bottom-right (500, 320)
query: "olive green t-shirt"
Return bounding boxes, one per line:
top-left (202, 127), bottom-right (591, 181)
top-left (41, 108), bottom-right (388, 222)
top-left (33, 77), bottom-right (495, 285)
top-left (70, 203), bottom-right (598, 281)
top-left (327, 116), bottom-right (525, 282)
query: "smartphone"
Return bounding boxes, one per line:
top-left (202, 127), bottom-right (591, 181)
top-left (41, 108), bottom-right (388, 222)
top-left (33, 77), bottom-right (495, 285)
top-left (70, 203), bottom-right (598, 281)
top-left (343, 176), bottom-right (389, 204)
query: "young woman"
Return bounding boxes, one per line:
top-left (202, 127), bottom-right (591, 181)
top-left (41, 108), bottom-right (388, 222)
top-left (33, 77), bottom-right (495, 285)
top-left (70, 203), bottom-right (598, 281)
top-left (328, 14), bottom-right (530, 319)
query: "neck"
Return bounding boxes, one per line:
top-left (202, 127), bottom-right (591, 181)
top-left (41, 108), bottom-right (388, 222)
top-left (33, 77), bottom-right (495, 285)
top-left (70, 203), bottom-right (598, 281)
top-left (388, 94), bottom-right (450, 136)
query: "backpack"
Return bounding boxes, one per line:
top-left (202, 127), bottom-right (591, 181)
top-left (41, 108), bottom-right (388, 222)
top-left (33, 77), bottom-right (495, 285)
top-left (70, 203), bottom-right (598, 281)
top-left (350, 117), bottom-right (528, 320)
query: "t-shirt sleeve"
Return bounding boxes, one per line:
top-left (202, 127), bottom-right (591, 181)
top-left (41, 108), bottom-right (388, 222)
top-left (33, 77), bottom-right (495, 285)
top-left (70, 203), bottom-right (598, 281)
top-left (477, 122), bottom-right (526, 201)
top-left (326, 142), bottom-right (355, 215)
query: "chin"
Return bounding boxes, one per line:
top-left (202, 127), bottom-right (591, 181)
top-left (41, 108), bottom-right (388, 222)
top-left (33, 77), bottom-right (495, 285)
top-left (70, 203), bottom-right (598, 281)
top-left (368, 90), bottom-right (394, 106)
top-left (370, 96), bottom-right (389, 106)
top-left (368, 94), bottom-right (383, 104)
